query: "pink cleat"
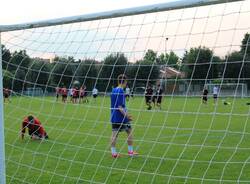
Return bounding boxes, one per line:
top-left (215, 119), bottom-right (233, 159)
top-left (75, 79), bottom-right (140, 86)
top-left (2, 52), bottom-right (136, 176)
top-left (112, 153), bottom-right (121, 158)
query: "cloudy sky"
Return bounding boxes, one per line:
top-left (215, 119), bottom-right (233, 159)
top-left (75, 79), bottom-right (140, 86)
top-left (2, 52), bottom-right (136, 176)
top-left (0, 0), bottom-right (175, 25)
top-left (1, 0), bottom-right (250, 61)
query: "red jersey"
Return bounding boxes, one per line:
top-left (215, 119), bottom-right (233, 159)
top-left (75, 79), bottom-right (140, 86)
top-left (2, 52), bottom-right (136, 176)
top-left (73, 88), bottom-right (79, 97)
top-left (80, 88), bottom-right (85, 97)
top-left (56, 87), bottom-right (61, 94)
top-left (21, 117), bottom-right (46, 137)
top-left (61, 88), bottom-right (67, 96)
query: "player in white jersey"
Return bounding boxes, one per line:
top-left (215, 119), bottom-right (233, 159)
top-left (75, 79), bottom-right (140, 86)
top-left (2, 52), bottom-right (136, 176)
top-left (92, 87), bottom-right (98, 102)
top-left (125, 86), bottom-right (130, 101)
top-left (213, 86), bottom-right (219, 104)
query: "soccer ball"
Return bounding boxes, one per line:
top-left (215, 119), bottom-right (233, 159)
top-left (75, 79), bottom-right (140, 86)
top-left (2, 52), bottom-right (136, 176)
top-left (223, 101), bottom-right (231, 105)
top-left (73, 80), bottom-right (80, 87)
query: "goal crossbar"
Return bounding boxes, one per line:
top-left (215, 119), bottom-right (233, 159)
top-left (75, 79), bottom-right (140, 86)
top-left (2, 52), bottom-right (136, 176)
top-left (0, 0), bottom-right (243, 32)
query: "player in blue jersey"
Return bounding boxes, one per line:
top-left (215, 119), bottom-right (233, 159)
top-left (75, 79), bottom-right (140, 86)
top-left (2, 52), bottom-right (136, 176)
top-left (110, 74), bottom-right (138, 158)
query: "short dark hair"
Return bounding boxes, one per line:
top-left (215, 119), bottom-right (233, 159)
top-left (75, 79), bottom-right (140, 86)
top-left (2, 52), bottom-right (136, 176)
top-left (117, 74), bottom-right (127, 85)
top-left (27, 115), bottom-right (34, 122)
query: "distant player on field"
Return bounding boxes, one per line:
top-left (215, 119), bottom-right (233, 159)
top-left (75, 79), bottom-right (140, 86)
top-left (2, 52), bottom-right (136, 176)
top-left (110, 74), bottom-right (138, 158)
top-left (72, 87), bottom-right (79, 104)
top-left (55, 87), bottom-right (61, 101)
top-left (79, 86), bottom-right (85, 103)
top-left (61, 86), bottom-right (68, 103)
top-left (3, 88), bottom-right (11, 103)
top-left (21, 115), bottom-right (48, 140)
top-left (92, 86), bottom-right (98, 102)
top-left (125, 85), bottom-right (130, 101)
top-left (153, 84), bottom-right (163, 109)
top-left (83, 85), bottom-right (88, 103)
top-left (145, 84), bottom-right (153, 110)
top-left (213, 85), bottom-right (219, 104)
top-left (202, 86), bottom-right (208, 104)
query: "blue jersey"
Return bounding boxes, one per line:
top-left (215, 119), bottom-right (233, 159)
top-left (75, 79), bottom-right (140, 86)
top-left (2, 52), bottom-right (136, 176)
top-left (110, 87), bottom-right (129, 123)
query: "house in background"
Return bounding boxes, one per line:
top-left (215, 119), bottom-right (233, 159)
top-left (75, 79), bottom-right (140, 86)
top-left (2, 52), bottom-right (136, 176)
top-left (159, 66), bottom-right (186, 94)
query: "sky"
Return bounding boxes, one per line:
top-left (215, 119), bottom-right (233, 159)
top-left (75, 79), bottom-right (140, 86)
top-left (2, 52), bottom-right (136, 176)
top-left (0, 0), bottom-right (175, 25)
top-left (1, 0), bottom-right (250, 62)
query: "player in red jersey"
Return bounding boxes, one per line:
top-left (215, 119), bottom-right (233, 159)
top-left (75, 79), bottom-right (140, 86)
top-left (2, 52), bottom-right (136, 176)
top-left (72, 87), bottom-right (79, 104)
top-left (21, 115), bottom-right (48, 140)
top-left (55, 87), bottom-right (61, 101)
top-left (61, 86), bottom-right (68, 103)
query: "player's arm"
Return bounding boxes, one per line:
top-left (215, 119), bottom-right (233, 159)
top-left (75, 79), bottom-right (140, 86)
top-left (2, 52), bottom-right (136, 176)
top-left (118, 106), bottom-right (132, 121)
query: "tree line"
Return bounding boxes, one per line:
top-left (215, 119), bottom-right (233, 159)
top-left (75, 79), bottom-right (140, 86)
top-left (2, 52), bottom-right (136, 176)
top-left (2, 33), bottom-right (250, 92)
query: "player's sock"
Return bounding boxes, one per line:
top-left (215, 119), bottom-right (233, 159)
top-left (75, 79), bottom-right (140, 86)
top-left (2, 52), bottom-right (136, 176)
top-left (111, 147), bottom-right (120, 158)
top-left (111, 147), bottom-right (117, 155)
top-left (128, 145), bottom-right (133, 152)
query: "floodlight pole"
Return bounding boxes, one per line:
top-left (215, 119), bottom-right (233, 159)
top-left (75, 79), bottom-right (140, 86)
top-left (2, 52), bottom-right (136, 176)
top-left (165, 37), bottom-right (169, 55)
top-left (0, 32), bottom-right (6, 184)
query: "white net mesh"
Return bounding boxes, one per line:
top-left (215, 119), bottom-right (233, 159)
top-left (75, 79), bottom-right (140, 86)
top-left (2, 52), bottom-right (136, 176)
top-left (1, 0), bottom-right (250, 183)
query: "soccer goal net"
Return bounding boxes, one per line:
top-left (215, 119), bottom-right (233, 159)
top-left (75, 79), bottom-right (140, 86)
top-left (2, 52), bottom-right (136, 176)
top-left (1, 0), bottom-right (250, 183)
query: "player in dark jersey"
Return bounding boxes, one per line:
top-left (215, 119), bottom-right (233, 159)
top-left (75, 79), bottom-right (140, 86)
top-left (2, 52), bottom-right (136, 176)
top-left (145, 84), bottom-right (153, 110)
top-left (154, 84), bottom-right (163, 109)
top-left (3, 88), bottom-right (11, 103)
top-left (21, 115), bottom-right (48, 140)
top-left (110, 74), bottom-right (138, 158)
top-left (202, 87), bottom-right (209, 104)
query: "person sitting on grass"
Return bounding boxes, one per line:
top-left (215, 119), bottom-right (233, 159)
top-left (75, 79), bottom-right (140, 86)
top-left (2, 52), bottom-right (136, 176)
top-left (21, 115), bottom-right (48, 140)
top-left (110, 74), bottom-right (138, 158)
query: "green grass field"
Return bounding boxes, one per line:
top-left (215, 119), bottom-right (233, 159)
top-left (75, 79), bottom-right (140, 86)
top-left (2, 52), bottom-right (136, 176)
top-left (4, 96), bottom-right (250, 184)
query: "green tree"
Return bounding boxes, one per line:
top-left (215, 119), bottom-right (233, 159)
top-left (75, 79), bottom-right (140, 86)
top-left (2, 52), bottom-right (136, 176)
top-left (127, 51), bottom-right (160, 87)
top-left (26, 59), bottom-right (51, 90)
top-left (222, 51), bottom-right (243, 80)
top-left (1, 45), bottom-right (12, 70)
top-left (8, 50), bottom-right (31, 73)
top-left (12, 68), bottom-right (26, 91)
top-left (75, 59), bottom-right (98, 89)
top-left (51, 56), bottom-right (75, 88)
top-left (182, 47), bottom-right (221, 81)
top-left (3, 69), bottom-right (14, 88)
top-left (144, 49), bottom-right (157, 62)
top-left (240, 32), bottom-right (250, 56)
top-left (99, 53), bottom-right (128, 91)
top-left (157, 51), bottom-right (179, 68)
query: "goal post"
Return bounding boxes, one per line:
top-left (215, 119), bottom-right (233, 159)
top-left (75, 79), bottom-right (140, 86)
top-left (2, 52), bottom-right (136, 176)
top-left (0, 33), bottom-right (6, 184)
top-left (0, 0), bottom-right (243, 32)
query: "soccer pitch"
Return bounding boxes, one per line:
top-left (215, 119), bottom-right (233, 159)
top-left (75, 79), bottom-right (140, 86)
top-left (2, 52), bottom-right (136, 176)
top-left (4, 96), bottom-right (250, 184)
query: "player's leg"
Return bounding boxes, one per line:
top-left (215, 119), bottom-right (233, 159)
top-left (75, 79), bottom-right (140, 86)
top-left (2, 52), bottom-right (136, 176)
top-left (157, 99), bottom-right (161, 110)
top-left (213, 95), bottom-right (217, 104)
top-left (148, 97), bottom-right (152, 110)
top-left (110, 130), bottom-right (119, 158)
top-left (125, 127), bottom-right (138, 156)
top-left (145, 96), bottom-right (151, 110)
